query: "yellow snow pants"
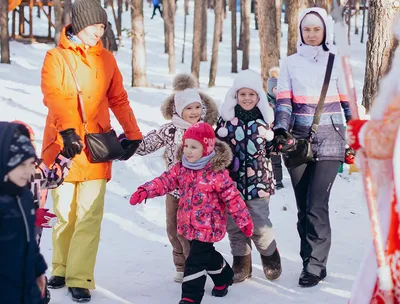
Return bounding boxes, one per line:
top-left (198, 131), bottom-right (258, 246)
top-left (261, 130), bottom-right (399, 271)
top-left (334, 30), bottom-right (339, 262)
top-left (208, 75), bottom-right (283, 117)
top-left (51, 179), bottom-right (106, 289)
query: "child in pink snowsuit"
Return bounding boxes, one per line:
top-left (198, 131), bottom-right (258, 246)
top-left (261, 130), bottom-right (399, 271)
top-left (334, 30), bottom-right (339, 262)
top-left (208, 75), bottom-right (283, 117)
top-left (130, 122), bottom-right (254, 304)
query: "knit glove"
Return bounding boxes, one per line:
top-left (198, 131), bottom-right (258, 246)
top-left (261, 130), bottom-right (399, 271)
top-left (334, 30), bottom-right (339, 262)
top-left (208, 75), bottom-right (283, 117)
top-left (241, 220), bottom-right (254, 238)
top-left (35, 208), bottom-right (57, 228)
top-left (59, 128), bottom-right (83, 159)
top-left (347, 120), bottom-right (368, 151)
top-left (118, 133), bottom-right (142, 161)
top-left (273, 128), bottom-right (296, 153)
top-left (130, 187), bottom-right (148, 205)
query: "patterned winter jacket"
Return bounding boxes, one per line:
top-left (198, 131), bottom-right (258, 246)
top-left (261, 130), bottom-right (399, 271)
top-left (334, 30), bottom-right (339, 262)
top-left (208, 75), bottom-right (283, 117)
top-left (275, 8), bottom-right (352, 162)
top-left (31, 154), bottom-right (72, 211)
top-left (216, 106), bottom-right (275, 201)
top-left (139, 140), bottom-right (252, 243)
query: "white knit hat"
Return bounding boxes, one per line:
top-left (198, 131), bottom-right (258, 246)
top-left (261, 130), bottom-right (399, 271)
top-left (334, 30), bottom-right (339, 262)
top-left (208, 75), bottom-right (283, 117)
top-left (301, 13), bottom-right (324, 28)
top-left (218, 70), bottom-right (274, 141)
top-left (174, 88), bottom-right (202, 117)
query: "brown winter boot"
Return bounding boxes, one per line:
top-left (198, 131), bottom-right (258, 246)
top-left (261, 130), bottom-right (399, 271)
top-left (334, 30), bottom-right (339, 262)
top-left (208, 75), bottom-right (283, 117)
top-left (260, 249), bottom-right (282, 280)
top-left (232, 254), bottom-right (252, 283)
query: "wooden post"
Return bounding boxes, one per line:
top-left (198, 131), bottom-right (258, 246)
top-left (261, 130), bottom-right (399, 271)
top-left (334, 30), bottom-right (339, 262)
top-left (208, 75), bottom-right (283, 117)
top-left (29, 0), bottom-right (33, 39)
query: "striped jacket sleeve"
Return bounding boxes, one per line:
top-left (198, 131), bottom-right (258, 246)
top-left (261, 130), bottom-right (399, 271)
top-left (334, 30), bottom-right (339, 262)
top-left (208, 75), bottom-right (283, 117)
top-left (274, 59), bottom-right (293, 131)
top-left (337, 68), bottom-right (352, 122)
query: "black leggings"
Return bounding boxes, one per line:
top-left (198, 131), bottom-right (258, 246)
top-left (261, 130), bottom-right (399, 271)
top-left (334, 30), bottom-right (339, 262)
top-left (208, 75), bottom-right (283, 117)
top-left (289, 160), bottom-right (341, 276)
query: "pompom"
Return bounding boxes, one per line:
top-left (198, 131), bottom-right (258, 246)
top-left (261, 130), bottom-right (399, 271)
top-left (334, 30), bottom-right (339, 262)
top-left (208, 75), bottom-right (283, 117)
top-left (172, 74), bottom-right (198, 91)
top-left (217, 127), bottom-right (228, 138)
top-left (264, 129), bottom-right (275, 142)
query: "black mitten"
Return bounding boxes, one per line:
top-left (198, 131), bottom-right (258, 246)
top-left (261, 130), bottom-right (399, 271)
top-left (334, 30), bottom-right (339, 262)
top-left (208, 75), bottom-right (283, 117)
top-left (59, 128), bottom-right (83, 159)
top-left (273, 128), bottom-right (296, 153)
top-left (119, 139), bottom-right (142, 161)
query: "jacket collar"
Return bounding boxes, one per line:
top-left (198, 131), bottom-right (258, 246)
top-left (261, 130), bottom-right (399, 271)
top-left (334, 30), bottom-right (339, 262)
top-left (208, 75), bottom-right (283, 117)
top-left (58, 25), bottom-right (104, 57)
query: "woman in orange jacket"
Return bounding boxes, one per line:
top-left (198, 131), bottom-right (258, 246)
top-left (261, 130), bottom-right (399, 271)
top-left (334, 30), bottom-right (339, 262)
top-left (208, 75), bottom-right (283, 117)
top-left (40, 0), bottom-right (142, 301)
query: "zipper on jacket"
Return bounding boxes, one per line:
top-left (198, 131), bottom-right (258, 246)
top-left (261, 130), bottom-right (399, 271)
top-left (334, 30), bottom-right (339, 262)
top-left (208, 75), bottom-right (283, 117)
top-left (244, 122), bottom-right (249, 199)
top-left (16, 196), bottom-right (30, 243)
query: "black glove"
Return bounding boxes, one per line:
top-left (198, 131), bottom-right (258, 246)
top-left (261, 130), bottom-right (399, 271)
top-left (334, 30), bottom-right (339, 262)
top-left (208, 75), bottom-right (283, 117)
top-left (119, 139), bottom-right (142, 161)
top-left (273, 128), bottom-right (296, 153)
top-left (59, 128), bottom-right (83, 159)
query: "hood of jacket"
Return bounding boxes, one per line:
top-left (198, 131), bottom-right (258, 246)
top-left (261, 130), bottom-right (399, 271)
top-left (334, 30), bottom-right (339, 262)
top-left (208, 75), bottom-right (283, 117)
top-left (297, 7), bottom-right (336, 59)
top-left (176, 139), bottom-right (233, 172)
top-left (161, 74), bottom-right (219, 126)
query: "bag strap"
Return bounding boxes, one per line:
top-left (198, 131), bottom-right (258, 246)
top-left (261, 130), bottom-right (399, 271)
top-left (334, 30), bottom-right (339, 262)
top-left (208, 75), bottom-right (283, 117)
top-left (56, 47), bottom-right (88, 133)
top-left (310, 53), bottom-right (335, 138)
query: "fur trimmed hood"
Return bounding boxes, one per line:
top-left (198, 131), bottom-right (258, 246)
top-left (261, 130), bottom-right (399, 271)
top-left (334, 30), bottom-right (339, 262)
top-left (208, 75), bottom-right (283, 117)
top-left (176, 139), bottom-right (233, 172)
top-left (161, 74), bottom-right (219, 126)
top-left (219, 69), bottom-right (274, 124)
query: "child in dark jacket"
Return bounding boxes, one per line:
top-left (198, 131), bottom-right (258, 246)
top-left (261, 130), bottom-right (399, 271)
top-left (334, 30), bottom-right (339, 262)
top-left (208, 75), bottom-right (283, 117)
top-left (0, 122), bottom-right (48, 304)
top-left (216, 69), bottom-right (282, 283)
top-left (130, 122), bottom-right (253, 304)
top-left (12, 121), bottom-right (73, 303)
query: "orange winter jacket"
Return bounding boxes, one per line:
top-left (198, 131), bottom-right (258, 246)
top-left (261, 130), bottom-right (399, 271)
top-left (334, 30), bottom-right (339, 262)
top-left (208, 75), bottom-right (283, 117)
top-left (41, 25), bottom-right (142, 182)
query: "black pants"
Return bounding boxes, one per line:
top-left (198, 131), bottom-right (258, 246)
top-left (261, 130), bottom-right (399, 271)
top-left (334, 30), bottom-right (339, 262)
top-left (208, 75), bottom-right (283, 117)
top-left (151, 4), bottom-right (162, 17)
top-left (271, 154), bottom-right (283, 182)
top-left (182, 240), bottom-right (234, 304)
top-left (288, 160), bottom-right (341, 277)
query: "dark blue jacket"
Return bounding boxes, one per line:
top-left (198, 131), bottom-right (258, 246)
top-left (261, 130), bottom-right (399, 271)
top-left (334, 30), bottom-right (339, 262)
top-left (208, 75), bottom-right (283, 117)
top-left (0, 122), bottom-right (47, 304)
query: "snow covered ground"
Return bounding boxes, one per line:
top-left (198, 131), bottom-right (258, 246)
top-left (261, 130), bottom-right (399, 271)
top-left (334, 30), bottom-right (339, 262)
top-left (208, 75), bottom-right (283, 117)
top-left (1, 2), bottom-right (371, 303)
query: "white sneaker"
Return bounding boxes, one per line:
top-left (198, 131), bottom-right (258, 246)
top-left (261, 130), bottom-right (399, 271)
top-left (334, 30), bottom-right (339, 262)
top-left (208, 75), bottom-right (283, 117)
top-left (174, 271), bottom-right (184, 283)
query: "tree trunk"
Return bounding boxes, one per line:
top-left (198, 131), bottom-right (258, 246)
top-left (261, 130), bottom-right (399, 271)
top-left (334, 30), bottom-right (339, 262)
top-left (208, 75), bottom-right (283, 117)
top-left (167, 0), bottom-right (176, 73)
top-left (283, 0), bottom-right (288, 23)
top-left (209, 0), bottom-right (223, 87)
top-left (191, 0), bottom-right (202, 80)
top-left (362, 0), bottom-right (398, 112)
top-left (223, 0), bottom-right (227, 18)
top-left (354, 0), bottom-right (360, 35)
top-left (117, 0), bottom-right (123, 36)
top-left (315, 0), bottom-right (328, 10)
top-left (63, 0), bottom-right (72, 26)
top-left (182, 1), bottom-right (188, 63)
top-left (276, 0), bottom-right (281, 58)
top-left (163, 0), bottom-right (169, 53)
top-left (54, 0), bottom-right (63, 45)
top-left (254, 0), bottom-right (259, 30)
top-left (0, 0), bottom-right (10, 64)
top-left (286, 0), bottom-right (309, 56)
top-left (201, 0), bottom-right (207, 61)
top-left (360, 0), bottom-right (366, 43)
top-left (238, 0), bottom-right (244, 50)
top-left (241, 0), bottom-right (251, 70)
top-left (231, 0), bottom-right (238, 73)
top-left (257, 0), bottom-right (279, 89)
top-left (184, 0), bottom-right (189, 15)
top-left (208, 0), bottom-right (215, 9)
top-left (125, 0), bottom-right (129, 11)
top-left (131, 0), bottom-right (148, 87)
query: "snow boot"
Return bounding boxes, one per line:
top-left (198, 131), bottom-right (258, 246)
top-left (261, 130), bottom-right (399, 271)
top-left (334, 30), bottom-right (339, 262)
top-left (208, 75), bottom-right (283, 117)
top-left (275, 180), bottom-right (284, 190)
top-left (232, 254), bottom-right (252, 283)
top-left (179, 298), bottom-right (195, 304)
top-left (47, 276), bottom-right (65, 289)
top-left (42, 276), bottom-right (51, 304)
top-left (212, 279), bottom-right (233, 298)
top-left (69, 287), bottom-right (91, 302)
top-left (260, 249), bottom-right (282, 280)
top-left (299, 269), bottom-right (326, 288)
